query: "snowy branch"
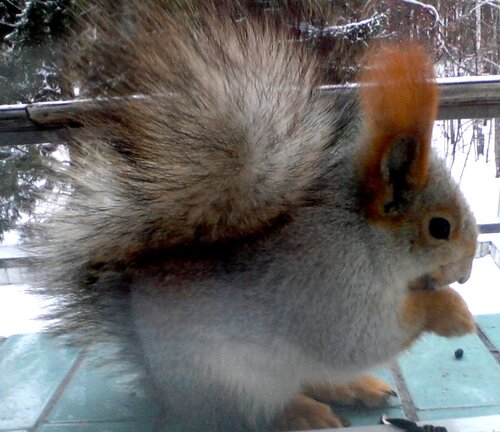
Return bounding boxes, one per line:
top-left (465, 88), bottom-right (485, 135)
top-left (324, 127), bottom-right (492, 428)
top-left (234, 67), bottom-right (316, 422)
top-left (298, 13), bottom-right (387, 41)
top-left (0, 20), bottom-right (16, 28)
top-left (3, 0), bottom-right (21, 12)
top-left (482, 58), bottom-right (500, 73)
top-left (461, 1), bottom-right (500, 18)
top-left (398, 0), bottom-right (440, 23)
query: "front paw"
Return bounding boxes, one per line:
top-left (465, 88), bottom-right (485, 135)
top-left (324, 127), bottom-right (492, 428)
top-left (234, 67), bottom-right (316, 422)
top-left (276, 394), bottom-right (347, 430)
top-left (425, 286), bottom-right (475, 337)
top-left (302, 375), bottom-right (397, 408)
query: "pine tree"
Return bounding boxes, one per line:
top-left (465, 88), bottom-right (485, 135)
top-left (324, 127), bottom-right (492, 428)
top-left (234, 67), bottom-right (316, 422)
top-left (0, 1), bottom-right (77, 240)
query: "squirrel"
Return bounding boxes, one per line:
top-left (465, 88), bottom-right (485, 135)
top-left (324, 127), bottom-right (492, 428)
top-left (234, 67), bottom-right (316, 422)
top-left (28, 2), bottom-right (478, 431)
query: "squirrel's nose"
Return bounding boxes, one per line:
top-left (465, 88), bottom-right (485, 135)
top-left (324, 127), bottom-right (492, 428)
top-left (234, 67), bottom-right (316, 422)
top-left (457, 269), bottom-right (472, 284)
top-left (456, 259), bottom-right (473, 284)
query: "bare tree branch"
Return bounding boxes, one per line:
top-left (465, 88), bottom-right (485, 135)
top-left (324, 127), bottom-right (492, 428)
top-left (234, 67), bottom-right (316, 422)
top-left (483, 57), bottom-right (500, 73)
top-left (298, 12), bottom-right (387, 40)
top-left (398, 0), bottom-right (440, 23)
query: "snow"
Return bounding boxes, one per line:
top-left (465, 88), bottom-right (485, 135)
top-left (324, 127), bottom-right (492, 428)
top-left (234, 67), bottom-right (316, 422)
top-left (438, 75), bottom-right (500, 85)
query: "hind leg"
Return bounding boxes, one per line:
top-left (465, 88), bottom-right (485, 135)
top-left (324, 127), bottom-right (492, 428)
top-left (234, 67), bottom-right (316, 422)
top-left (302, 374), bottom-right (397, 408)
top-left (276, 394), bottom-right (349, 430)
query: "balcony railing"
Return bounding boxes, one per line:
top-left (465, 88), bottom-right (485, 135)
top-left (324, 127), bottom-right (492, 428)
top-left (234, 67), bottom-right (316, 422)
top-left (1, 76), bottom-right (499, 147)
top-left (0, 77), bottom-right (499, 279)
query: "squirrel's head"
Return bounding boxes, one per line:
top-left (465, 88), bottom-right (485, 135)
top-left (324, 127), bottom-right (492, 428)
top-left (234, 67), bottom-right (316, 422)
top-left (400, 156), bottom-right (477, 290)
top-left (357, 43), bottom-right (477, 290)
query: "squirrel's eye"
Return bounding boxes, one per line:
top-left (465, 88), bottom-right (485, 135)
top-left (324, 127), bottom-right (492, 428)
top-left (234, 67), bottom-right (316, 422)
top-left (429, 217), bottom-right (451, 240)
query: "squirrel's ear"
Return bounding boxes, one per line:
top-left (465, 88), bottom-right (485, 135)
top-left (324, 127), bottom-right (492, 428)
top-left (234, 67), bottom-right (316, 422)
top-left (357, 43), bottom-right (438, 221)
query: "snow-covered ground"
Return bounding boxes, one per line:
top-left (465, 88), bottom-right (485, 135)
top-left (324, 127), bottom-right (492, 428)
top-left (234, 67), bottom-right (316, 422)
top-left (0, 121), bottom-right (499, 338)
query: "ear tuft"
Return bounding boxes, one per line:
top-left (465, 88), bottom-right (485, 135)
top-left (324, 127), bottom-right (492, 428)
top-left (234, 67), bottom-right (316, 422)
top-left (358, 43), bottom-right (438, 221)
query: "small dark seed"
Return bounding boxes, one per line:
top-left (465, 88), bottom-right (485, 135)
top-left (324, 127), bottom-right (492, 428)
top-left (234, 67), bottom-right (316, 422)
top-left (454, 348), bottom-right (464, 359)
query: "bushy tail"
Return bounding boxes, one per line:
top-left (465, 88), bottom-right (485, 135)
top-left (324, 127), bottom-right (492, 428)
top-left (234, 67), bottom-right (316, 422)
top-left (28, 2), bottom-right (355, 342)
top-left (69, 3), bottom-right (353, 258)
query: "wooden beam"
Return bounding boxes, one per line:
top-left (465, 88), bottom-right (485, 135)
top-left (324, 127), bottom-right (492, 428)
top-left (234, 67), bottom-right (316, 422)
top-left (1, 77), bottom-right (500, 146)
top-left (0, 103), bottom-right (70, 146)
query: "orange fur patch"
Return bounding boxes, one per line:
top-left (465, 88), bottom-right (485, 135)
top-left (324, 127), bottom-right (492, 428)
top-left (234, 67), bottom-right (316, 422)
top-left (303, 375), bottom-right (396, 408)
top-left (277, 394), bottom-right (345, 429)
top-left (401, 286), bottom-right (475, 346)
top-left (358, 43), bottom-right (438, 220)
